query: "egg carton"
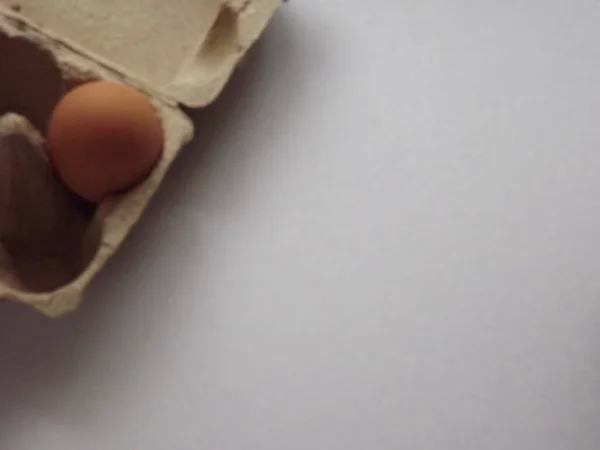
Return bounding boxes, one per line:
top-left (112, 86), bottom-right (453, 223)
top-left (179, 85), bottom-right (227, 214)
top-left (0, 0), bottom-right (280, 317)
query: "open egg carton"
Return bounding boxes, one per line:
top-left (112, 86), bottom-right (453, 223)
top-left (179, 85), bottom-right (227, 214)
top-left (0, 0), bottom-right (280, 317)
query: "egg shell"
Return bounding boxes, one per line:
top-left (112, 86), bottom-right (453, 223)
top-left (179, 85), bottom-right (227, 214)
top-left (0, 0), bottom-right (280, 317)
top-left (48, 81), bottom-right (165, 202)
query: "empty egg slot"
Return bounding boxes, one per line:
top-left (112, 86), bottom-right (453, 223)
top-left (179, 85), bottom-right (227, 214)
top-left (0, 35), bottom-right (102, 293)
top-left (0, 33), bottom-right (62, 132)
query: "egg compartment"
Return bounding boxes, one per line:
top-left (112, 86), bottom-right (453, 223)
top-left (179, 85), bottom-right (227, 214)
top-left (0, 25), bottom-right (194, 316)
top-left (0, 0), bottom-right (279, 316)
top-left (0, 113), bottom-right (93, 295)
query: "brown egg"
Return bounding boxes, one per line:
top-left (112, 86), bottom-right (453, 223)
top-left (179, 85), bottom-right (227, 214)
top-left (47, 81), bottom-right (164, 202)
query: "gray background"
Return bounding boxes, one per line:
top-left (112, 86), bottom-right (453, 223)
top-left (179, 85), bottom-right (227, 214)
top-left (2, 1), bottom-right (600, 449)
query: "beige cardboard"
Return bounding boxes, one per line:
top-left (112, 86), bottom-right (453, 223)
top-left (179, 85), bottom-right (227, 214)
top-left (0, 0), bottom-right (280, 316)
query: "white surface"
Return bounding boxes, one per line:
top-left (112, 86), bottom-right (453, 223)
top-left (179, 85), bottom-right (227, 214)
top-left (2, 1), bottom-right (600, 449)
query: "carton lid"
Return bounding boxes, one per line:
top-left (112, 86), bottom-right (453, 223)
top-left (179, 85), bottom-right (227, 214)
top-left (0, 0), bottom-right (280, 108)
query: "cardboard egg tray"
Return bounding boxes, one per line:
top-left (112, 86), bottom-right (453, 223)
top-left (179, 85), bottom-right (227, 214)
top-left (0, 0), bottom-right (280, 317)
